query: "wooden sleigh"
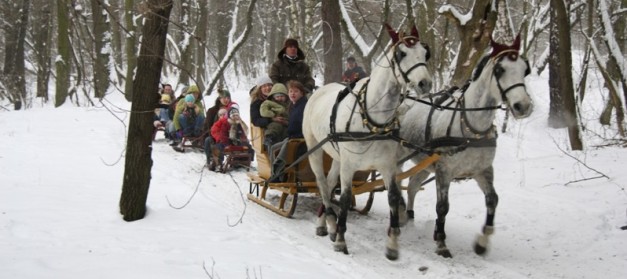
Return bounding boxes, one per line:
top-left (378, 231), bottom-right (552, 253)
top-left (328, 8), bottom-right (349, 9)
top-left (246, 126), bottom-right (440, 218)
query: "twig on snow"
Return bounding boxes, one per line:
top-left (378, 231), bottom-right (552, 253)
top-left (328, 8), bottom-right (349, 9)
top-left (551, 138), bottom-right (609, 185)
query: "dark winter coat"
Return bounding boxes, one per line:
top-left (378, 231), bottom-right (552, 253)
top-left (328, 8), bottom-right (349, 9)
top-left (250, 98), bottom-right (272, 128)
top-left (269, 49), bottom-right (315, 92)
top-left (342, 65), bottom-right (368, 83)
top-left (287, 96), bottom-right (308, 139)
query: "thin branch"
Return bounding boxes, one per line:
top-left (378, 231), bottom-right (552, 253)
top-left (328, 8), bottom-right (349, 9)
top-left (551, 138), bottom-right (610, 185)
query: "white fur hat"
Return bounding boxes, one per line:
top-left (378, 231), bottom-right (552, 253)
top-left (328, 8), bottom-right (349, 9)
top-left (256, 76), bottom-right (273, 87)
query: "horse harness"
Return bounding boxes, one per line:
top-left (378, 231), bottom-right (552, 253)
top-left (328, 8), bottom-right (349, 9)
top-left (402, 52), bottom-right (529, 161)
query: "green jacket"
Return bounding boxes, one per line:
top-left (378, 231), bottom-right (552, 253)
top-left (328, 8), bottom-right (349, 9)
top-left (173, 99), bottom-right (205, 130)
top-left (260, 100), bottom-right (288, 118)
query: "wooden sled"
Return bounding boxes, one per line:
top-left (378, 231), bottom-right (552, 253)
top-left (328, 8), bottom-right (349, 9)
top-left (209, 145), bottom-right (253, 173)
top-left (246, 126), bottom-right (439, 218)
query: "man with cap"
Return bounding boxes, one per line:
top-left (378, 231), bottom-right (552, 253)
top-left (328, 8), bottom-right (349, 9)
top-left (342, 56), bottom-right (368, 83)
top-left (269, 38), bottom-right (315, 93)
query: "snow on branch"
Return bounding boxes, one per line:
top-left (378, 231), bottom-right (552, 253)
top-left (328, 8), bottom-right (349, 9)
top-left (438, 4), bottom-right (472, 26)
top-left (598, 0), bottom-right (627, 85)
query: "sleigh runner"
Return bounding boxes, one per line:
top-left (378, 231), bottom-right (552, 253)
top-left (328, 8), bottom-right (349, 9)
top-left (246, 126), bottom-right (441, 218)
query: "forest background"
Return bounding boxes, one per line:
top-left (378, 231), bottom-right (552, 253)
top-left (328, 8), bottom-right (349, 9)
top-left (0, 0), bottom-right (625, 219)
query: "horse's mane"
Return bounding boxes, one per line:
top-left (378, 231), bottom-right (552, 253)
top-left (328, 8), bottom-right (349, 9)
top-left (471, 55), bottom-right (492, 81)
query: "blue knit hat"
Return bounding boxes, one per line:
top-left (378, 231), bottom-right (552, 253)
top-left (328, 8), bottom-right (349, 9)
top-left (185, 94), bottom-right (195, 103)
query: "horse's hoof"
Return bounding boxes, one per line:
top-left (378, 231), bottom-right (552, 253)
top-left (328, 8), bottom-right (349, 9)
top-left (385, 248), bottom-right (399, 261)
top-left (407, 210), bottom-right (414, 219)
top-left (329, 232), bottom-right (337, 242)
top-left (474, 242), bottom-right (487, 255)
top-left (436, 248), bottom-right (452, 258)
top-left (474, 233), bottom-right (489, 255)
top-left (316, 226), bottom-right (328, 236)
top-left (334, 243), bottom-right (348, 254)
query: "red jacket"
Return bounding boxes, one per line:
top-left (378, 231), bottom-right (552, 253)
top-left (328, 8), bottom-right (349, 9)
top-left (210, 116), bottom-right (248, 146)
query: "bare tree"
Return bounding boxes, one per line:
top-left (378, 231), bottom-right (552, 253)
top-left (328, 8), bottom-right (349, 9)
top-left (119, 0), bottom-right (173, 222)
top-left (123, 0), bottom-right (137, 101)
top-left (440, 0), bottom-right (498, 87)
top-left (321, 0), bottom-right (343, 84)
top-left (32, 0), bottom-right (52, 102)
top-left (1, 0), bottom-right (29, 110)
top-left (202, 0), bottom-right (258, 96)
top-left (92, 0), bottom-right (112, 99)
top-left (55, 0), bottom-right (72, 107)
top-left (549, 0), bottom-right (582, 150)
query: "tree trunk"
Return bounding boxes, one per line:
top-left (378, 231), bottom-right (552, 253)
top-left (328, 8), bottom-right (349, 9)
top-left (176, 0), bottom-right (192, 87)
top-left (92, 0), bottom-right (111, 99)
top-left (33, 0), bottom-right (52, 102)
top-left (195, 0), bottom-right (209, 87)
top-left (124, 0), bottom-right (137, 102)
top-left (441, 0), bottom-right (497, 87)
top-left (119, 0), bottom-right (173, 222)
top-left (549, 0), bottom-right (582, 150)
top-left (321, 0), bottom-right (343, 84)
top-left (55, 0), bottom-right (72, 107)
top-left (2, 1), bottom-right (29, 110)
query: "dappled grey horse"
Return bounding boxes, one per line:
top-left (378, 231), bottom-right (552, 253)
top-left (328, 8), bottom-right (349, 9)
top-left (398, 35), bottom-right (533, 258)
top-left (303, 24), bottom-right (432, 260)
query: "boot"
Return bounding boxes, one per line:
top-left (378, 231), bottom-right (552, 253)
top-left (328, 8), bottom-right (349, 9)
top-left (263, 136), bottom-right (274, 153)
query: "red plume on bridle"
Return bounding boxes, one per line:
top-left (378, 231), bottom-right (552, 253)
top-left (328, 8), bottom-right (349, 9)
top-left (385, 23), bottom-right (420, 46)
top-left (385, 23), bottom-right (400, 44)
top-left (490, 34), bottom-right (521, 60)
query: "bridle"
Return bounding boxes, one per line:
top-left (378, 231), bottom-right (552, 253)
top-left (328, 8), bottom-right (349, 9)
top-left (390, 38), bottom-right (429, 85)
top-left (492, 50), bottom-right (528, 105)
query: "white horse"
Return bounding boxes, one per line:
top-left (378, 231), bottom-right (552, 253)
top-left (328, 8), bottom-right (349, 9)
top-left (302, 24), bottom-right (432, 260)
top-left (398, 35), bottom-right (533, 258)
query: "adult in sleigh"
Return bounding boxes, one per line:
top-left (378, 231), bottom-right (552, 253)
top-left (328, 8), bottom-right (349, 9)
top-left (209, 106), bottom-right (254, 172)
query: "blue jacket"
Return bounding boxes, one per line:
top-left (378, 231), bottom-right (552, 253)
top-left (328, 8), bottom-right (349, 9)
top-left (287, 97), bottom-right (308, 138)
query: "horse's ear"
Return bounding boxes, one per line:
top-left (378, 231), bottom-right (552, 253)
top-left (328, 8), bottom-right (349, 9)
top-left (410, 25), bottom-right (420, 41)
top-left (385, 23), bottom-right (399, 44)
top-left (512, 33), bottom-right (521, 51)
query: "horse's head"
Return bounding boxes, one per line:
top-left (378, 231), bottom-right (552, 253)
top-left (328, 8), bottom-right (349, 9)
top-left (384, 24), bottom-right (433, 97)
top-left (473, 35), bottom-right (533, 119)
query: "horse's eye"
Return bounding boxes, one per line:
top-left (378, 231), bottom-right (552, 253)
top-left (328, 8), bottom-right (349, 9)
top-left (494, 65), bottom-right (505, 78)
top-left (421, 43), bottom-right (430, 61)
top-left (395, 50), bottom-right (406, 62)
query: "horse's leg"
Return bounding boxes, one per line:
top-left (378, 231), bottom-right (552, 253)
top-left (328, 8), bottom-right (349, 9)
top-left (333, 164), bottom-right (354, 254)
top-left (433, 172), bottom-right (452, 258)
top-left (310, 149), bottom-right (333, 237)
top-left (473, 166), bottom-right (498, 255)
top-left (318, 160), bottom-right (340, 241)
top-left (406, 171), bottom-right (430, 219)
top-left (382, 167), bottom-right (403, 260)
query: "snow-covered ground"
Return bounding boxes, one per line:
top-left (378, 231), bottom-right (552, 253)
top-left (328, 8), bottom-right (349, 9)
top-left (1, 71), bottom-right (626, 278)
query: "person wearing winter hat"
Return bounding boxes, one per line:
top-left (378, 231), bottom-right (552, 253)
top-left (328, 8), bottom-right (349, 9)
top-left (259, 83), bottom-right (290, 159)
top-left (269, 80), bottom-right (309, 182)
top-left (269, 38), bottom-right (315, 92)
top-left (201, 88), bottom-right (237, 164)
top-left (342, 56), bottom-right (368, 84)
top-left (209, 105), bottom-right (253, 171)
top-left (250, 75), bottom-right (278, 129)
top-left (171, 84), bottom-right (205, 143)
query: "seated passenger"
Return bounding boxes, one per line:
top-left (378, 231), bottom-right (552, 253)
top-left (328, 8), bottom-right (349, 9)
top-left (261, 83), bottom-right (290, 155)
top-left (270, 80), bottom-right (308, 181)
top-left (210, 106), bottom-right (253, 171)
top-left (203, 89), bottom-right (237, 166)
top-left (172, 85), bottom-right (205, 142)
top-left (154, 94), bottom-right (172, 138)
top-left (250, 75), bottom-right (278, 129)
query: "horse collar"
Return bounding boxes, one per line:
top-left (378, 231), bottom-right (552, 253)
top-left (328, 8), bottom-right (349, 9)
top-left (356, 79), bottom-right (401, 134)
